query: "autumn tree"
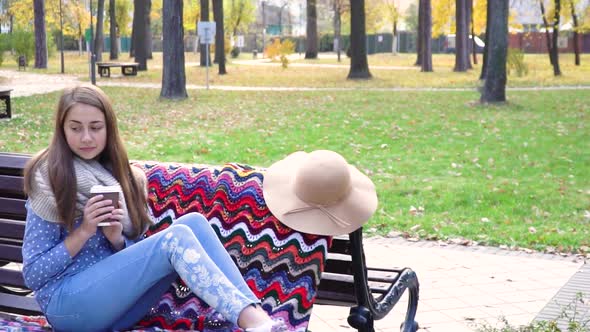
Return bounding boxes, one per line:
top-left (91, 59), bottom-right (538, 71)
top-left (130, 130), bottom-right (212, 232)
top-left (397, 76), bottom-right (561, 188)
top-left (33, 0), bottom-right (47, 69)
top-left (481, 0), bottom-right (508, 103)
top-left (382, 0), bottom-right (400, 54)
top-left (161, 0), bottom-right (187, 100)
top-left (347, 0), bottom-right (371, 79)
top-left (66, 2), bottom-right (90, 55)
top-left (305, 0), bottom-right (318, 59)
top-left (225, 0), bottom-right (255, 37)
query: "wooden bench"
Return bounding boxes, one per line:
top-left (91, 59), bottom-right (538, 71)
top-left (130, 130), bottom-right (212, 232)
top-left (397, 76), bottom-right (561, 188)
top-left (0, 152), bottom-right (419, 332)
top-left (96, 62), bottom-right (139, 78)
top-left (0, 89), bottom-right (13, 119)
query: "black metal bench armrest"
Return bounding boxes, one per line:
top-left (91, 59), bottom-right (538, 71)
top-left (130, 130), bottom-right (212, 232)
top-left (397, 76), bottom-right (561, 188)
top-left (348, 229), bottom-right (420, 332)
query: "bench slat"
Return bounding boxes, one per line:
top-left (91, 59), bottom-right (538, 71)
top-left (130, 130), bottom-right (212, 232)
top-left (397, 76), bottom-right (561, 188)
top-left (0, 243), bottom-right (24, 263)
top-left (0, 197), bottom-right (26, 220)
top-left (0, 292), bottom-right (42, 315)
top-left (0, 175), bottom-right (25, 198)
top-left (0, 268), bottom-right (26, 289)
top-left (0, 152), bottom-right (29, 175)
top-left (0, 219), bottom-right (25, 240)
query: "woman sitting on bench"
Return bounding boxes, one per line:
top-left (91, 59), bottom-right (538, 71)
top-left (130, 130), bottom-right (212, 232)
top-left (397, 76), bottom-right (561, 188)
top-left (21, 84), bottom-right (286, 332)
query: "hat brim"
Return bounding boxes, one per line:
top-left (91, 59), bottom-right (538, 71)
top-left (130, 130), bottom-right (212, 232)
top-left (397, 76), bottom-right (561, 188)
top-left (263, 151), bottom-right (378, 236)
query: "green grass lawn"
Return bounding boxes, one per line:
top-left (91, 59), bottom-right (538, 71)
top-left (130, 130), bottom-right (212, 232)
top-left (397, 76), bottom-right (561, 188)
top-left (1, 87), bottom-right (588, 254)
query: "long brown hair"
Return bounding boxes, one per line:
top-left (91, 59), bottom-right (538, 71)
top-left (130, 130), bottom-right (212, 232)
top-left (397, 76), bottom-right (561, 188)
top-left (24, 85), bottom-right (150, 239)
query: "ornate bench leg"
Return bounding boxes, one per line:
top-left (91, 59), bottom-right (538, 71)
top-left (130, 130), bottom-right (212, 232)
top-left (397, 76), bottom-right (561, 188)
top-left (348, 306), bottom-right (375, 332)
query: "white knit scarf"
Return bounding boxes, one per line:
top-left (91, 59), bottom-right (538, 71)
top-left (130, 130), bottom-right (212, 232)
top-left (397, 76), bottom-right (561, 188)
top-left (28, 157), bottom-right (134, 236)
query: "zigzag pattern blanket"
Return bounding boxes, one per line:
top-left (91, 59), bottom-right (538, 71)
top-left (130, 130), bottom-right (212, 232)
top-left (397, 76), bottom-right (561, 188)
top-left (133, 162), bottom-right (331, 331)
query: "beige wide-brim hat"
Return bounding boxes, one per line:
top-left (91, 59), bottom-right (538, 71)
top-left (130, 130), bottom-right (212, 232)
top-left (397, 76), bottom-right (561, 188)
top-left (262, 150), bottom-right (378, 236)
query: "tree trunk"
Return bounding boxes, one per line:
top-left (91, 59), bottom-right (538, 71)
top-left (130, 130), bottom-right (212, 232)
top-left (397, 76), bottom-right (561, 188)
top-left (161, 0), bottom-right (187, 100)
top-left (33, 0), bottom-right (47, 69)
top-left (551, 0), bottom-right (562, 76)
top-left (392, 20), bottom-right (398, 55)
top-left (469, 0), bottom-right (477, 64)
top-left (415, 0), bottom-right (423, 66)
top-left (480, 0), bottom-right (492, 79)
top-left (200, 0), bottom-right (210, 67)
top-left (94, 0), bottom-right (105, 62)
top-left (347, 0), bottom-right (371, 79)
top-left (481, 0), bottom-right (508, 103)
top-left (147, 1), bottom-right (153, 59)
top-left (213, 0), bottom-right (226, 74)
top-left (465, 0), bottom-right (472, 69)
top-left (132, 0), bottom-right (149, 70)
top-left (454, 0), bottom-right (469, 71)
top-left (539, 0), bottom-right (554, 66)
top-left (420, 0), bottom-right (433, 72)
top-left (109, 0), bottom-right (118, 60)
top-left (334, 2), bottom-right (342, 62)
top-left (305, 0), bottom-right (318, 59)
top-left (570, 0), bottom-right (580, 66)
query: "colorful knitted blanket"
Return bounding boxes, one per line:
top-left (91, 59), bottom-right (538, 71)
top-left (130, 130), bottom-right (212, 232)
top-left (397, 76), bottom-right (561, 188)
top-left (0, 162), bottom-right (330, 332)
top-left (132, 162), bottom-right (331, 331)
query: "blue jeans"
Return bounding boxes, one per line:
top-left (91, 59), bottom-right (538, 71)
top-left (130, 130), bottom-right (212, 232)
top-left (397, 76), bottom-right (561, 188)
top-left (45, 213), bottom-right (259, 332)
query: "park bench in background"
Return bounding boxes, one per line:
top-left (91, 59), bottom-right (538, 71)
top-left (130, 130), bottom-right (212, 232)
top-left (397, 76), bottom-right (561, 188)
top-left (0, 89), bottom-right (13, 119)
top-left (0, 152), bottom-right (419, 332)
top-left (96, 62), bottom-right (139, 78)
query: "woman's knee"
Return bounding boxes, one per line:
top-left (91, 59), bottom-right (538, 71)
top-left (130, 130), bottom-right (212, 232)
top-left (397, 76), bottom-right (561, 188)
top-left (174, 212), bottom-right (212, 234)
top-left (161, 223), bottom-right (194, 241)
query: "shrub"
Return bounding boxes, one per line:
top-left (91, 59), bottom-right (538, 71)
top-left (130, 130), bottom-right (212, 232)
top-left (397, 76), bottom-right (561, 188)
top-left (230, 46), bottom-right (240, 58)
top-left (0, 34), bottom-right (11, 66)
top-left (264, 38), bottom-right (295, 68)
top-left (507, 48), bottom-right (529, 77)
top-left (11, 30), bottom-right (34, 66)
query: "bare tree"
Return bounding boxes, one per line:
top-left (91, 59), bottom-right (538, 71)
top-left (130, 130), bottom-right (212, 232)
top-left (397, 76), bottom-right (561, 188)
top-left (305, 0), bottom-right (318, 59)
top-left (213, 0), bottom-right (226, 74)
top-left (94, 0), bottom-right (105, 62)
top-left (481, 0), bottom-right (508, 103)
top-left (347, 0), bottom-right (371, 79)
top-left (161, 0), bottom-right (187, 100)
top-left (33, 0), bottom-right (47, 69)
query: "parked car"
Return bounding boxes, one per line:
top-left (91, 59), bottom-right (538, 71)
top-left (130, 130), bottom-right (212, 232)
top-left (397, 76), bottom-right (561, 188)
top-left (444, 34), bottom-right (485, 53)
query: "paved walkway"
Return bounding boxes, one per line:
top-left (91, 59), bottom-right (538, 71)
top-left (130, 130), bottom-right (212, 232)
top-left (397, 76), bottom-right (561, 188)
top-left (308, 237), bottom-right (586, 332)
top-left (1, 68), bottom-right (589, 331)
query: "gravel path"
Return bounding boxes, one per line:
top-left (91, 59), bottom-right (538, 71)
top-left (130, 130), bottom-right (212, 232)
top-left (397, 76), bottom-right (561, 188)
top-left (0, 69), bottom-right (81, 97)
